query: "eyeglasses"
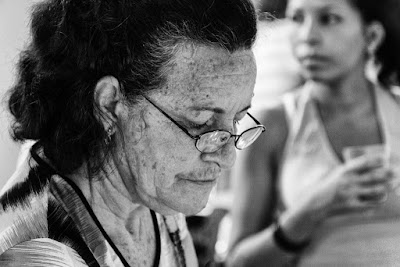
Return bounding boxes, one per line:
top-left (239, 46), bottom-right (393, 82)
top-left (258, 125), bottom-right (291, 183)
top-left (143, 96), bottom-right (266, 153)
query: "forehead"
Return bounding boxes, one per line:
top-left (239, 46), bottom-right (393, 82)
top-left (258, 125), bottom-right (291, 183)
top-left (156, 44), bottom-right (256, 108)
top-left (172, 44), bottom-right (255, 74)
top-left (287, 0), bottom-right (356, 13)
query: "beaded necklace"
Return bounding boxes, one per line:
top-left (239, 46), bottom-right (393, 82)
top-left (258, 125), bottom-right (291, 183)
top-left (163, 216), bottom-right (187, 267)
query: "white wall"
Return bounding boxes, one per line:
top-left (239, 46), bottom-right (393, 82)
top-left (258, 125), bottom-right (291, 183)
top-left (0, 1), bottom-right (34, 189)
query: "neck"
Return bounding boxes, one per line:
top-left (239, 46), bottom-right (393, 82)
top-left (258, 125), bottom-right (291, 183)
top-left (68, 157), bottom-right (159, 265)
top-left (68, 157), bottom-right (146, 226)
top-left (308, 68), bottom-right (373, 110)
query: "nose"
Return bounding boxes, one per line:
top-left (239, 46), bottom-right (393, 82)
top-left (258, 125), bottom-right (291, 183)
top-left (297, 18), bottom-right (320, 45)
top-left (201, 137), bottom-right (236, 169)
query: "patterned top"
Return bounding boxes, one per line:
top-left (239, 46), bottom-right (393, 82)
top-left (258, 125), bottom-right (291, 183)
top-left (0, 151), bottom-right (192, 267)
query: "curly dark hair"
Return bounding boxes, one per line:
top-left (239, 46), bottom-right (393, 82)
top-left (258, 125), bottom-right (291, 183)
top-left (257, 0), bottom-right (288, 19)
top-left (350, 0), bottom-right (400, 86)
top-left (7, 0), bottom-right (257, 175)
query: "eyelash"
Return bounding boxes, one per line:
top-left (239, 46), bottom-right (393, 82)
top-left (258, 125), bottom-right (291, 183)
top-left (189, 119), bottom-right (240, 130)
top-left (190, 122), bottom-right (208, 130)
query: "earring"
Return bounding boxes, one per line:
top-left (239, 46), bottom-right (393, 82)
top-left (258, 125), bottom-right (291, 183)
top-left (105, 126), bottom-right (114, 145)
top-left (365, 52), bottom-right (380, 84)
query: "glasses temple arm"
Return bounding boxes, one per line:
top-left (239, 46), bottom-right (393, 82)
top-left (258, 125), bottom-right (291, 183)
top-left (142, 96), bottom-right (198, 140)
top-left (247, 112), bottom-right (265, 127)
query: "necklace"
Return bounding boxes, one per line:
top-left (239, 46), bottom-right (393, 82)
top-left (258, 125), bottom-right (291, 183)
top-left (30, 150), bottom-right (164, 266)
top-left (162, 216), bottom-right (187, 267)
top-left (31, 148), bottom-right (187, 266)
top-left (59, 176), bottom-right (161, 267)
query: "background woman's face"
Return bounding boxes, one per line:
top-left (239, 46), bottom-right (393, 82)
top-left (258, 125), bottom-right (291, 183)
top-left (286, 0), bottom-right (368, 82)
top-left (121, 45), bottom-right (257, 215)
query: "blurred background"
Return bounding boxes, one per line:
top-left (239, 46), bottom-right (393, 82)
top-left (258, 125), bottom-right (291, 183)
top-left (0, 0), bottom-right (39, 190)
top-left (0, 0), bottom-right (301, 266)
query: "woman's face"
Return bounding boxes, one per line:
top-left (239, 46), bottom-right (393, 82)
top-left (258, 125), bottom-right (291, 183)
top-left (119, 45), bottom-right (257, 215)
top-left (286, 0), bottom-right (368, 82)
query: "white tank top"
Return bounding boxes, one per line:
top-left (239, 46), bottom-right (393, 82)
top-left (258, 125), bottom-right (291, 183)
top-left (279, 84), bottom-right (400, 266)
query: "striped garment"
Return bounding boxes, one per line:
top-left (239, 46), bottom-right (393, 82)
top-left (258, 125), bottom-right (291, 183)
top-left (0, 153), bottom-right (193, 267)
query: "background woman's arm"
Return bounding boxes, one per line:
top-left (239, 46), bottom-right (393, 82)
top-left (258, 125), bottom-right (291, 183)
top-left (227, 105), bottom-right (298, 267)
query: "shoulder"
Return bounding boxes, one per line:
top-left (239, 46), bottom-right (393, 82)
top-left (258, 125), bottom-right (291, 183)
top-left (249, 100), bottom-right (289, 158)
top-left (389, 85), bottom-right (400, 102)
top-left (0, 180), bottom-right (49, 255)
top-left (0, 238), bottom-right (88, 267)
top-left (253, 86), bottom-right (306, 136)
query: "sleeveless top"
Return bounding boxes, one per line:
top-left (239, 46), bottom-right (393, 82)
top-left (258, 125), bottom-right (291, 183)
top-left (0, 151), bottom-right (191, 267)
top-left (279, 84), bottom-right (400, 266)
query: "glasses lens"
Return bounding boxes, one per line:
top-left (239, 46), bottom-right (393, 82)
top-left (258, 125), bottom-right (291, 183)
top-left (196, 131), bottom-right (232, 153)
top-left (236, 126), bottom-right (264, 149)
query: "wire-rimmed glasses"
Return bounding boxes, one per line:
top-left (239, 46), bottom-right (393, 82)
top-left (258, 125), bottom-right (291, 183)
top-left (143, 96), bottom-right (266, 153)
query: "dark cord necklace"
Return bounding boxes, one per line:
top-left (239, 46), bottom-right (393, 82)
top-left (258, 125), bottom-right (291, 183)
top-left (31, 148), bottom-right (187, 266)
top-left (30, 150), bottom-right (162, 267)
top-left (58, 175), bottom-right (161, 267)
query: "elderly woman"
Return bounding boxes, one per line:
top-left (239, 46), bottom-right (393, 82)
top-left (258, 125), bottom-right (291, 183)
top-left (0, 0), bottom-right (263, 266)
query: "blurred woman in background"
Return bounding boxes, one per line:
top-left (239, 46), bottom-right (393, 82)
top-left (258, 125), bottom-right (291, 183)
top-left (228, 0), bottom-right (400, 266)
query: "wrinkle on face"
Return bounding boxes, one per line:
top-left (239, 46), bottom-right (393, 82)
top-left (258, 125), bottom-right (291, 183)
top-left (157, 44), bottom-right (256, 119)
top-left (123, 44), bottom-right (256, 215)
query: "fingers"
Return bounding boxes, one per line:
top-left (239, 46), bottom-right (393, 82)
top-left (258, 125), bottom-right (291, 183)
top-left (354, 167), bottom-right (393, 185)
top-left (340, 185), bottom-right (388, 210)
top-left (355, 185), bottom-right (388, 204)
top-left (346, 155), bottom-right (386, 174)
top-left (327, 157), bottom-right (392, 212)
top-left (334, 165), bottom-right (392, 210)
top-left (352, 168), bottom-right (392, 206)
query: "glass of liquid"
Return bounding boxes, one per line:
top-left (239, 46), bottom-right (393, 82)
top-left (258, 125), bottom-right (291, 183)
top-left (342, 144), bottom-right (392, 203)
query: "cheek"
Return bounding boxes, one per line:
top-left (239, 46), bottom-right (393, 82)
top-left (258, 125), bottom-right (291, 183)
top-left (141, 136), bottom-right (197, 190)
top-left (288, 25), bottom-right (300, 42)
top-left (332, 26), bottom-right (366, 55)
top-left (333, 38), bottom-right (366, 69)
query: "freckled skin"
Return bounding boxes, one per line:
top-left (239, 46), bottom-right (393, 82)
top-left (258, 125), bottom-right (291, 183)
top-left (118, 44), bottom-right (257, 216)
top-left (64, 45), bottom-right (257, 266)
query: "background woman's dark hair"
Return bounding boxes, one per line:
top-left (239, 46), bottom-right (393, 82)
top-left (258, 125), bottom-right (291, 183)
top-left (350, 0), bottom-right (400, 86)
top-left (7, 0), bottom-right (257, 175)
top-left (256, 0), bottom-right (288, 19)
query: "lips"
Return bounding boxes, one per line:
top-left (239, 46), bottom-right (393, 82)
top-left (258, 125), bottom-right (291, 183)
top-left (177, 167), bottom-right (221, 184)
top-left (298, 54), bottom-right (329, 64)
top-left (186, 179), bottom-right (217, 185)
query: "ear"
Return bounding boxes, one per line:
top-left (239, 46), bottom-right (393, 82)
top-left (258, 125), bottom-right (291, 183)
top-left (94, 76), bottom-right (122, 131)
top-left (365, 21), bottom-right (385, 57)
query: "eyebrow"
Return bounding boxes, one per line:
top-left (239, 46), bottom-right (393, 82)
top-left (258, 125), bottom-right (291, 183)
top-left (320, 5), bottom-right (343, 11)
top-left (190, 104), bottom-right (251, 114)
top-left (315, 3), bottom-right (347, 12)
top-left (289, 3), bottom-right (342, 12)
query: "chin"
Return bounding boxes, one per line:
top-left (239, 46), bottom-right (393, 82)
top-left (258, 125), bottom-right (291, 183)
top-left (302, 68), bottom-right (337, 83)
top-left (160, 191), bottom-right (212, 216)
top-left (176, 197), bottom-right (210, 216)
top-left (184, 202), bottom-right (209, 216)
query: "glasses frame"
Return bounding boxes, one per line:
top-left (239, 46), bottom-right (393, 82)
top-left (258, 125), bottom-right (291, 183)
top-left (143, 96), bottom-right (266, 153)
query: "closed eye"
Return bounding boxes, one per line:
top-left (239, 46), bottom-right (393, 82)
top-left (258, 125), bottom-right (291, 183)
top-left (188, 121), bottom-right (208, 130)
